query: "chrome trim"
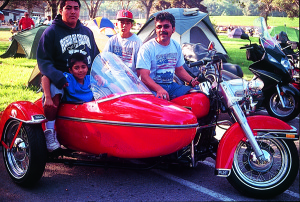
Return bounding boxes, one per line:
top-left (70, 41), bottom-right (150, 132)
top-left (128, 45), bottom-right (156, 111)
top-left (95, 92), bottom-right (153, 104)
top-left (9, 115), bottom-right (46, 124)
top-left (249, 68), bottom-right (280, 83)
top-left (57, 116), bottom-right (198, 129)
top-left (215, 169), bottom-right (231, 177)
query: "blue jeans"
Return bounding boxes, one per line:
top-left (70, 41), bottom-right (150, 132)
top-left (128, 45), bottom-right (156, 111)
top-left (152, 82), bottom-right (191, 100)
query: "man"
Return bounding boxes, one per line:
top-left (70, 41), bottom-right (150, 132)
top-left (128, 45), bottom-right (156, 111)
top-left (43, 15), bottom-right (53, 25)
top-left (136, 12), bottom-right (199, 100)
top-left (36, 0), bottom-right (99, 153)
top-left (103, 9), bottom-right (142, 74)
top-left (18, 12), bottom-right (35, 31)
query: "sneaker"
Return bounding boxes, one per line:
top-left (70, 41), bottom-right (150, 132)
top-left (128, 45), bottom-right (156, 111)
top-left (44, 129), bottom-right (61, 152)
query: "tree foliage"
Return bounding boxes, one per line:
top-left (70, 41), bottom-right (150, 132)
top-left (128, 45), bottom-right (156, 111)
top-left (154, 0), bottom-right (207, 13)
top-left (45, 0), bottom-right (59, 20)
top-left (5, 0), bottom-right (44, 14)
top-left (0, 0), bottom-right (9, 10)
top-left (82, 0), bottom-right (104, 19)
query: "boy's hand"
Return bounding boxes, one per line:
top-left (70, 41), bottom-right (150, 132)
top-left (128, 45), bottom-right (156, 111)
top-left (62, 82), bottom-right (69, 88)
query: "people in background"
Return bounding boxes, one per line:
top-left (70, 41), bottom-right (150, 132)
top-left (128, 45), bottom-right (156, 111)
top-left (43, 15), bottom-right (53, 25)
top-left (18, 12), bottom-right (35, 31)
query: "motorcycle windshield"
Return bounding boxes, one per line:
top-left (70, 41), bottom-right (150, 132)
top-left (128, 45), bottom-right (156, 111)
top-left (254, 17), bottom-right (285, 56)
top-left (90, 52), bottom-right (150, 100)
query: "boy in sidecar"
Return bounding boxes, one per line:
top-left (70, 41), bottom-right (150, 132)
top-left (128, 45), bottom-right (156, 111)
top-left (42, 53), bottom-right (93, 152)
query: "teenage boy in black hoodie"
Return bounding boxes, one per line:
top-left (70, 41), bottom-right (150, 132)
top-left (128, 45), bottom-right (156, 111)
top-left (37, 0), bottom-right (100, 153)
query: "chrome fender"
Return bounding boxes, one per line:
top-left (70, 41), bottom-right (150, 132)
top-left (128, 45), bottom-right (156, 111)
top-left (215, 115), bottom-right (297, 177)
top-left (0, 101), bottom-right (46, 139)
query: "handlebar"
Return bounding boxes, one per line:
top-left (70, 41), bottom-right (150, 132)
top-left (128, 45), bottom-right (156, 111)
top-left (189, 60), bottom-right (207, 67)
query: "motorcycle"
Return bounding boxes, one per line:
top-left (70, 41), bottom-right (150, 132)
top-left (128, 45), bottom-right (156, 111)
top-left (0, 52), bottom-right (298, 199)
top-left (275, 31), bottom-right (300, 90)
top-left (182, 17), bottom-right (300, 122)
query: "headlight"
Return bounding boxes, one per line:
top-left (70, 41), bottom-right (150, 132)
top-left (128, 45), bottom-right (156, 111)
top-left (267, 53), bottom-right (279, 64)
top-left (281, 58), bottom-right (291, 71)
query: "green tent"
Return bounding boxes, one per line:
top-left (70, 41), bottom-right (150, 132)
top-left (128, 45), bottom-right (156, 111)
top-left (268, 26), bottom-right (299, 42)
top-left (0, 25), bottom-right (48, 59)
top-left (137, 8), bottom-right (227, 56)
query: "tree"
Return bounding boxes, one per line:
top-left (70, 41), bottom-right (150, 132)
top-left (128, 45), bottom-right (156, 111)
top-left (139, 0), bottom-right (155, 20)
top-left (155, 0), bottom-right (207, 13)
top-left (82, 0), bottom-right (103, 19)
top-left (6, 0), bottom-right (43, 14)
top-left (0, 0), bottom-right (10, 10)
top-left (44, 0), bottom-right (59, 20)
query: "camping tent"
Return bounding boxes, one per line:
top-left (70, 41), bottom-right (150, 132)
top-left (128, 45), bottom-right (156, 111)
top-left (228, 28), bottom-right (245, 38)
top-left (0, 25), bottom-right (48, 59)
top-left (87, 17), bottom-right (116, 38)
top-left (137, 8), bottom-right (227, 56)
top-left (269, 26), bottom-right (299, 42)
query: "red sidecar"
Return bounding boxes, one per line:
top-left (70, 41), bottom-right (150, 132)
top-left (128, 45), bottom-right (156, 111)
top-left (0, 52), bottom-right (198, 186)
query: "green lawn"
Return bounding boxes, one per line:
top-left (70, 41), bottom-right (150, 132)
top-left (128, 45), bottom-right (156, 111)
top-left (209, 16), bottom-right (299, 28)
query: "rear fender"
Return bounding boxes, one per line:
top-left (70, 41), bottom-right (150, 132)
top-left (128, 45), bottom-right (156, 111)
top-left (215, 115), bottom-right (297, 177)
top-left (0, 101), bottom-right (46, 140)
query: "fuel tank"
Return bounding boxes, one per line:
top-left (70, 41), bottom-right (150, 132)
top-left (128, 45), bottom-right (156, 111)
top-left (171, 92), bottom-right (210, 119)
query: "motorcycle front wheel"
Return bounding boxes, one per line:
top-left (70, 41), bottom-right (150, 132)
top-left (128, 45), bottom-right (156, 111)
top-left (2, 120), bottom-right (47, 187)
top-left (266, 91), bottom-right (299, 122)
top-left (227, 137), bottom-right (298, 199)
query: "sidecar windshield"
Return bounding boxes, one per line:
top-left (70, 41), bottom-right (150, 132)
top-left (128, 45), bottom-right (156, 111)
top-left (90, 52), bottom-right (150, 100)
top-left (254, 17), bottom-right (284, 55)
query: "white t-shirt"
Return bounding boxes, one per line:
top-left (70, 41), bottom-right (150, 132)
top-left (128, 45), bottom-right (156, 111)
top-left (136, 38), bottom-right (185, 84)
top-left (103, 33), bottom-right (143, 74)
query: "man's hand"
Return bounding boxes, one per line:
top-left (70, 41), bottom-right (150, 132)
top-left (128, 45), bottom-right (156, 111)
top-left (190, 77), bottom-right (200, 87)
top-left (156, 88), bottom-right (170, 100)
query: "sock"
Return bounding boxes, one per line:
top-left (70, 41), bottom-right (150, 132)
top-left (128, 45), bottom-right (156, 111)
top-left (46, 120), bottom-right (55, 130)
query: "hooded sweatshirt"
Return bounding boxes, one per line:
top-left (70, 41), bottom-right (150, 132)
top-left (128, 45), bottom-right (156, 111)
top-left (37, 14), bottom-right (99, 89)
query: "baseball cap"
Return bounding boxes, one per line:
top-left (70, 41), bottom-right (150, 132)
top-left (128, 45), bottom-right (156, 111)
top-left (116, 10), bottom-right (133, 21)
top-left (24, 12), bottom-right (29, 15)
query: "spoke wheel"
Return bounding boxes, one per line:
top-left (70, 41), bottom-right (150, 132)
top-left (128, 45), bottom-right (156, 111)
top-left (2, 120), bottom-right (47, 187)
top-left (227, 137), bottom-right (298, 198)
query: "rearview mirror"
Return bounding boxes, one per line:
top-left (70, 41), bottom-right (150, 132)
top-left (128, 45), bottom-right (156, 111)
top-left (241, 33), bottom-right (249, 40)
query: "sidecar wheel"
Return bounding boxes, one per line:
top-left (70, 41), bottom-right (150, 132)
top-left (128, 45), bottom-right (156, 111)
top-left (2, 120), bottom-right (47, 187)
top-left (227, 137), bottom-right (298, 198)
top-left (266, 91), bottom-right (299, 122)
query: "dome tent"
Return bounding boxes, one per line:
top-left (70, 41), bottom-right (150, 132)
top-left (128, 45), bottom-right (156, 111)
top-left (137, 8), bottom-right (227, 56)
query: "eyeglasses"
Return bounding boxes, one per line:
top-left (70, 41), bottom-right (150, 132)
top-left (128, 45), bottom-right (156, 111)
top-left (156, 24), bottom-right (171, 29)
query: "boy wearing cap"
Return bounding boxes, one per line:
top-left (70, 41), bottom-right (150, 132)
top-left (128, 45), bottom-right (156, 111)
top-left (18, 12), bottom-right (35, 31)
top-left (103, 10), bottom-right (142, 74)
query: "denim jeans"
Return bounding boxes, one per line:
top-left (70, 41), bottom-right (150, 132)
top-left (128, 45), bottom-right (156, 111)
top-left (152, 82), bottom-right (191, 100)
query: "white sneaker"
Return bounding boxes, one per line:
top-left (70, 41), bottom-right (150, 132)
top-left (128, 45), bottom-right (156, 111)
top-left (44, 129), bottom-right (61, 152)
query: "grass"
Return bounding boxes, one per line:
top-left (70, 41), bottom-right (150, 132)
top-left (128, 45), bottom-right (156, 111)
top-left (209, 16), bottom-right (299, 28)
top-left (0, 30), bottom-right (41, 111)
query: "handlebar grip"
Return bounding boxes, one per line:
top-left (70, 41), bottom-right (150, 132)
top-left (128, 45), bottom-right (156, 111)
top-left (240, 46), bottom-right (249, 49)
top-left (189, 60), bottom-right (206, 67)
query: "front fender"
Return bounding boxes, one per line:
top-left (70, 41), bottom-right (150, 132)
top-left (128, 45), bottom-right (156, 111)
top-left (0, 101), bottom-right (45, 139)
top-left (281, 83), bottom-right (300, 97)
top-left (215, 115), bottom-right (295, 176)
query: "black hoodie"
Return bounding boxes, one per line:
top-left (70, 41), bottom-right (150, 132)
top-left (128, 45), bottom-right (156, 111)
top-left (37, 14), bottom-right (100, 89)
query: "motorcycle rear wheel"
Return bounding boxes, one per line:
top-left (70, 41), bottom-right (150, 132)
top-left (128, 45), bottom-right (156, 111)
top-left (227, 137), bottom-right (298, 199)
top-left (266, 91), bottom-right (299, 122)
top-left (2, 120), bottom-right (47, 187)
